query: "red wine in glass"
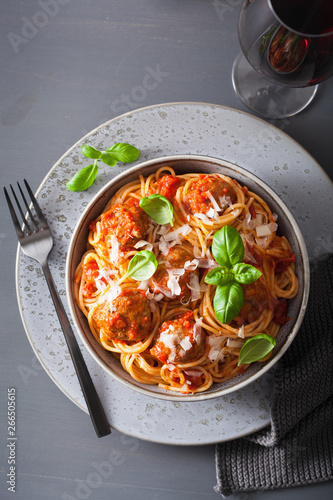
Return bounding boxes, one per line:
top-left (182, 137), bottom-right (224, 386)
top-left (232, 0), bottom-right (333, 118)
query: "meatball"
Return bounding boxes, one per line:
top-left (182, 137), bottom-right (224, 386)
top-left (233, 279), bottom-right (272, 326)
top-left (93, 289), bottom-right (152, 341)
top-left (99, 198), bottom-right (150, 248)
top-left (185, 174), bottom-right (237, 215)
top-left (151, 311), bottom-right (205, 363)
top-left (150, 246), bottom-right (196, 301)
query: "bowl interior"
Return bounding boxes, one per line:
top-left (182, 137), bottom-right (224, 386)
top-left (66, 155), bottom-right (309, 401)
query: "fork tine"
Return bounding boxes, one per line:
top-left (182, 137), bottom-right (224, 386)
top-left (4, 187), bottom-right (25, 239)
top-left (17, 181), bottom-right (39, 230)
top-left (10, 184), bottom-right (34, 233)
top-left (24, 179), bottom-right (49, 228)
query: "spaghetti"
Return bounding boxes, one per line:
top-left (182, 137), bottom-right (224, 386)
top-left (74, 167), bottom-right (298, 394)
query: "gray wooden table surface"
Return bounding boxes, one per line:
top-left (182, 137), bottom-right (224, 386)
top-left (1, 1), bottom-right (332, 499)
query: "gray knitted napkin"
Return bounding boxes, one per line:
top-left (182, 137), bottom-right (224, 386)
top-left (215, 254), bottom-right (333, 497)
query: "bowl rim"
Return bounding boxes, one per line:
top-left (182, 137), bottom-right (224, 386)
top-left (65, 154), bottom-right (310, 401)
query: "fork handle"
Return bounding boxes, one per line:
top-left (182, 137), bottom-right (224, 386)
top-left (41, 260), bottom-right (111, 438)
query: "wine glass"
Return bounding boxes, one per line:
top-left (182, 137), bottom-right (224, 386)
top-left (232, 0), bottom-right (333, 119)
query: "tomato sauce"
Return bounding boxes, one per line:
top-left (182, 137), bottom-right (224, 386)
top-left (243, 240), bottom-right (264, 268)
top-left (81, 261), bottom-right (102, 298)
top-left (248, 203), bottom-right (257, 219)
top-left (273, 299), bottom-right (290, 325)
top-left (89, 220), bottom-right (97, 232)
top-left (183, 369), bottom-right (203, 389)
top-left (156, 175), bottom-right (181, 201)
top-left (274, 254), bottom-right (296, 274)
top-left (268, 235), bottom-right (296, 273)
top-left (151, 340), bottom-right (168, 363)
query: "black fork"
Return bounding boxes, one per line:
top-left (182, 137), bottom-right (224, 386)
top-left (4, 180), bottom-right (111, 438)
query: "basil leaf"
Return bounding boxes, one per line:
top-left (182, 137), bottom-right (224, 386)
top-left (80, 145), bottom-right (102, 159)
top-left (66, 163), bottom-right (99, 192)
top-left (126, 250), bottom-right (158, 281)
top-left (205, 266), bottom-right (234, 286)
top-left (238, 334), bottom-right (276, 365)
top-left (232, 263), bottom-right (262, 284)
top-left (105, 143), bottom-right (140, 163)
top-left (68, 142), bottom-right (140, 192)
top-left (99, 152), bottom-right (118, 167)
top-left (213, 281), bottom-right (244, 325)
top-left (212, 225), bottom-right (244, 268)
top-left (139, 194), bottom-right (174, 226)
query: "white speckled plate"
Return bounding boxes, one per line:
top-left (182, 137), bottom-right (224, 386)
top-left (16, 102), bottom-right (333, 445)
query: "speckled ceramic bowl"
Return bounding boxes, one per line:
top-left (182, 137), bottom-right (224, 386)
top-left (66, 155), bottom-right (310, 401)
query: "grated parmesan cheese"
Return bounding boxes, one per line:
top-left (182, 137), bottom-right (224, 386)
top-left (166, 270), bottom-right (182, 296)
top-left (184, 259), bottom-right (200, 271)
top-left (145, 289), bottom-right (164, 301)
top-left (256, 224), bottom-right (273, 237)
top-left (134, 240), bottom-right (153, 252)
top-left (193, 245), bottom-right (205, 258)
top-left (157, 224), bottom-right (192, 256)
top-left (159, 329), bottom-right (180, 349)
top-left (194, 212), bottom-right (211, 223)
top-left (157, 224), bottom-right (170, 236)
top-left (168, 268), bottom-right (185, 277)
top-left (109, 235), bottom-right (119, 265)
top-left (237, 325), bottom-right (245, 339)
top-left (95, 267), bottom-right (118, 292)
top-left (187, 274), bottom-right (207, 301)
top-left (219, 195), bottom-right (232, 207)
top-left (242, 212), bottom-right (256, 230)
top-left (158, 237), bottom-right (179, 256)
top-left (137, 279), bottom-right (150, 290)
top-left (180, 337), bottom-right (192, 351)
top-left (101, 280), bottom-right (122, 312)
top-left (198, 258), bottom-right (218, 269)
top-left (226, 338), bottom-right (244, 349)
top-left (163, 224), bottom-right (192, 242)
top-left (207, 335), bottom-right (225, 361)
top-left (193, 318), bottom-right (203, 342)
top-left (207, 192), bottom-right (223, 213)
top-left (206, 207), bottom-right (219, 220)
